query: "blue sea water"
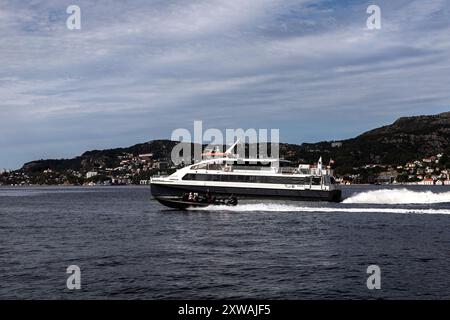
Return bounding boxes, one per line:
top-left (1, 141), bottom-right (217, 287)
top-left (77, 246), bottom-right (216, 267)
top-left (0, 185), bottom-right (450, 299)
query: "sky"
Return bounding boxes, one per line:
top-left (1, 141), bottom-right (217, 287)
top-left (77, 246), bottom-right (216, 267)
top-left (1, 0), bottom-right (450, 169)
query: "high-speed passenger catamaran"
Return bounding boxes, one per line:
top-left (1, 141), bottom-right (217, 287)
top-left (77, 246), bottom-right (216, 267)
top-left (151, 141), bottom-right (342, 209)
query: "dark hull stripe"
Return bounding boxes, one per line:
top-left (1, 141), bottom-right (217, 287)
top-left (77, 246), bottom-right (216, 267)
top-left (151, 183), bottom-right (342, 202)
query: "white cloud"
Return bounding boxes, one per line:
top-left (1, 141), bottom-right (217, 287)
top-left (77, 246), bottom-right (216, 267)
top-left (0, 0), bottom-right (450, 168)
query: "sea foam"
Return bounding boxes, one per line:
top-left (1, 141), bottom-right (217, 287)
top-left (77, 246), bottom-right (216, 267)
top-left (191, 203), bottom-right (450, 215)
top-left (342, 188), bottom-right (450, 204)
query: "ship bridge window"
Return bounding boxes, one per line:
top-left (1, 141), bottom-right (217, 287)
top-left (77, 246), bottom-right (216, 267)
top-left (191, 163), bottom-right (213, 170)
top-left (312, 177), bottom-right (322, 185)
top-left (228, 161), bottom-right (272, 167)
top-left (207, 163), bottom-right (222, 170)
top-left (229, 160), bottom-right (272, 171)
top-left (191, 163), bottom-right (207, 170)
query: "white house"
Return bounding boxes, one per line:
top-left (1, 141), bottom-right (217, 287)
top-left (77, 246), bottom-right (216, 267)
top-left (86, 171), bottom-right (98, 179)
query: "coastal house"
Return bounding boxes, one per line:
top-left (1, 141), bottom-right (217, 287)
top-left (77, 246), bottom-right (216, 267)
top-left (138, 153), bottom-right (153, 162)
top-left (331, 141), bottom-right (343, 148)
top-left (86, 171), bottom-right (98, 179)
top-left (422, 156), bottom-right (437, 163)
top-left (420, 178), bottom-right (434, 185)
top-left (406, 162), bottom-right (415, 169)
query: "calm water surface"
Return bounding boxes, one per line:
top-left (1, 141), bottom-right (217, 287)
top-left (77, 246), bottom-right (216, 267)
top-left (1, 185), bottom-right (450, 299)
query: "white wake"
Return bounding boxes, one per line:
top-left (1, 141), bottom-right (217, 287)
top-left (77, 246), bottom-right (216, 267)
top-left (191, 203), bottom-right (450, 215)
top-left (343, 188), bottom-right (450, 204)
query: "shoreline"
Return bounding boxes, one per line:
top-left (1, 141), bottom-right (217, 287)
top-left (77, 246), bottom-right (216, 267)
top-left (0, 183), bottom-right (448, 188)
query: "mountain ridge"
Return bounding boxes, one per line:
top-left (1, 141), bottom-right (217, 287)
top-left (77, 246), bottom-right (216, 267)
top-left (18, 111), bottom-right (450, 175)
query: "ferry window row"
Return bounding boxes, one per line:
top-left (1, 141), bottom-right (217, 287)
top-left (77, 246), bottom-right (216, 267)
top-left (182, 173), bottom-right (323, 185)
